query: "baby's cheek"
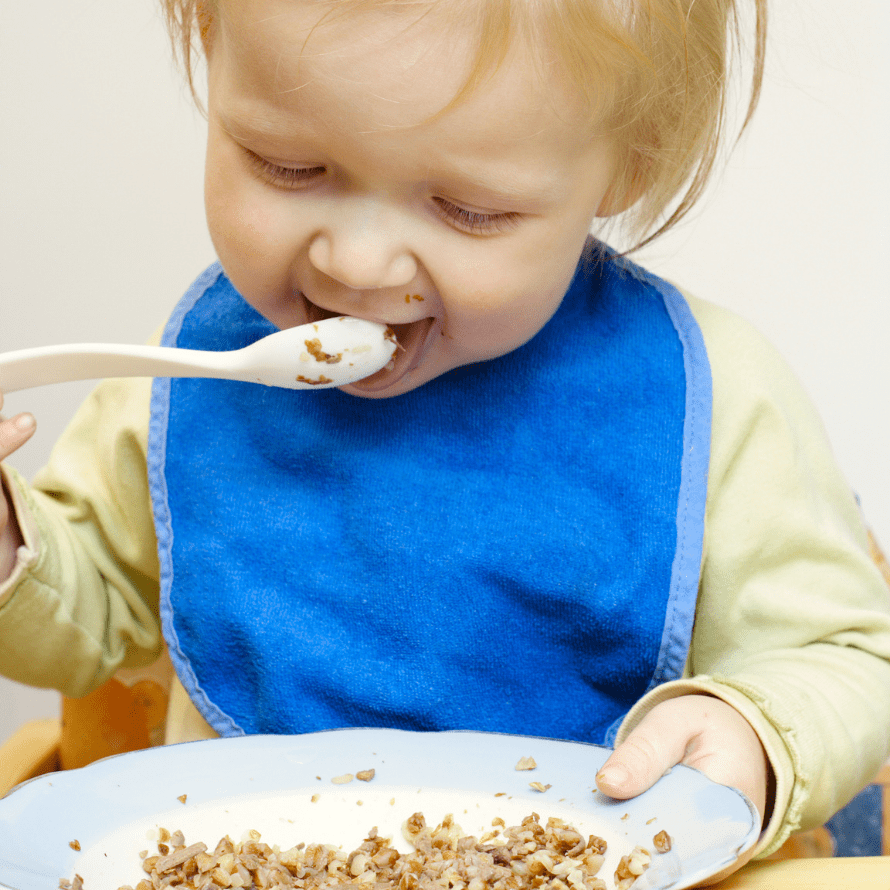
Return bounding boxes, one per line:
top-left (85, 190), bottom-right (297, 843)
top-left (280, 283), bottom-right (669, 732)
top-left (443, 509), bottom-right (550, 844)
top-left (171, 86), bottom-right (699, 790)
top-left (209, 202), bottom-right (299, 299)
top-left (207, 186), bottom-right (271, 255)
top-left (455, 284), bottom-right (563, 350)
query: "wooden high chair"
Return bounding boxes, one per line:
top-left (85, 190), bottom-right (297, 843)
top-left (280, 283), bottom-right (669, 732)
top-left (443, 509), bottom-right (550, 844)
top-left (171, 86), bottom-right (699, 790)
top-left (0, 657), bottom-right (171, 795)
top-left (2, 534), bottom-right (890, 859)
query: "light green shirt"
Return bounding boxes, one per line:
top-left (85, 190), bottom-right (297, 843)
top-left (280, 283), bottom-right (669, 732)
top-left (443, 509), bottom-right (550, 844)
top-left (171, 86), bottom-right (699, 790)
top-left (2, 293), bottom-right (889, 857)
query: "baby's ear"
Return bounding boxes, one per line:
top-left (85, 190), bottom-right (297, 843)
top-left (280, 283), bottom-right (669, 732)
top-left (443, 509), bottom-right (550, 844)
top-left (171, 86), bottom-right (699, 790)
top-left (196, 0), bottom-right (217, 56)
top-left (595, 164), bottom-right (648, 218)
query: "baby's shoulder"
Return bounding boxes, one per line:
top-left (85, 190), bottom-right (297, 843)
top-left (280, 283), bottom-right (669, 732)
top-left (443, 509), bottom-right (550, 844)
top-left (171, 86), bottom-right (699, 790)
top-left (680, 291), bottom-right (786, 377)
top-left (679, 290), bottom-right (802, 396)
top-left (676, 289), bottom-right (827, 445)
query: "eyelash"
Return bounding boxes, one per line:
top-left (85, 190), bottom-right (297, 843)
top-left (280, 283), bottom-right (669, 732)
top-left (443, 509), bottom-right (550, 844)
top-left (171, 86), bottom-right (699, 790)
top-left (249, 153), bottom-right (324, 188)
top-left (247, 151), bottom-right (520, 236)
top-left (432, 198), bottom-right (521, 236)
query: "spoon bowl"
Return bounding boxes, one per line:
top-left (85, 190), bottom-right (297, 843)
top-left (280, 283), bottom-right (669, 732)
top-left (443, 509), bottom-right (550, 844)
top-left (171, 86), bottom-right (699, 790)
top-left (0, 316), bottom-right (396, 394)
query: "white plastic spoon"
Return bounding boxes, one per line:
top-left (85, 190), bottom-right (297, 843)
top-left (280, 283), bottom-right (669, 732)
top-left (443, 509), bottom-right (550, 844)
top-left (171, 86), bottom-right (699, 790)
top-left (0, 316), bottom-right (397, 393)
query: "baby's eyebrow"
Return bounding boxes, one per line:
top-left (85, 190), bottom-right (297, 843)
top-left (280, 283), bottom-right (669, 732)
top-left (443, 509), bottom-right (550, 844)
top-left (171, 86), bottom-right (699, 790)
top-left (430, 163), bottom-right (563, 209)
top-left (218, 111), bottom-right (300, 143)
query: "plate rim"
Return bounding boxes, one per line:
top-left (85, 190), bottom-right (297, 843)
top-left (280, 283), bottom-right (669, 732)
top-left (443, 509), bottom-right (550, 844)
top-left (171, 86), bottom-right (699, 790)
top-left (0, 728), bottom-right (760, 890)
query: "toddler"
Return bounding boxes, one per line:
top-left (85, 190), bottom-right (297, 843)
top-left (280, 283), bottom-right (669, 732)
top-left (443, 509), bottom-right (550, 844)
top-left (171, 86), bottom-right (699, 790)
top-left (2, 0), bottom-right (889, 875)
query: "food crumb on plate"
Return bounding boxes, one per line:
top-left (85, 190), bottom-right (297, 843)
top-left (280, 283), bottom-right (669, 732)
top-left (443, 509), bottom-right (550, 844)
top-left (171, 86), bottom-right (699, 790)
top-left (69, 840), bottom-right (81, 851)
top-left (356, 769), bottom-right (375, 782)
top-left (529, 782), bottom-right (552, 793)
top-left (331, 773), bottom-right (354, 785)
top-left (515, 756), bottom-right (537, 771)
top-left (177, 794), bottom-right (187, 805)
top-left (653, 830), bottom-right (672, 852)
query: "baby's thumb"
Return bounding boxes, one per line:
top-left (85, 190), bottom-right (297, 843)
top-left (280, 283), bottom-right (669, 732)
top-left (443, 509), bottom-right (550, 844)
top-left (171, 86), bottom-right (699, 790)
top-left (595, 716), bottom-right (689, 800)
top-left (0, 411), bottom-right (37, 463)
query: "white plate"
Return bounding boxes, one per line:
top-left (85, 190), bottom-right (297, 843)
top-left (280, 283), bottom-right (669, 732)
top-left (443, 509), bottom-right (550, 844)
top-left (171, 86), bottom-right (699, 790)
top-left (0, 729), bottom-right (758, 890)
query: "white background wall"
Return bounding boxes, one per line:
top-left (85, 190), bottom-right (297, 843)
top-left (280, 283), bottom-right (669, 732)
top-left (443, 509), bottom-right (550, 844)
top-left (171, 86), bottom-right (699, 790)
top-left (1, 0), bottom-right (888, 746)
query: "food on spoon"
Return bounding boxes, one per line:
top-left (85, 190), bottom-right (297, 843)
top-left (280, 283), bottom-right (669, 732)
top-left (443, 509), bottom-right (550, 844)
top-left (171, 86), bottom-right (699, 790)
top-left (302, 338), bottom-right (343, 365)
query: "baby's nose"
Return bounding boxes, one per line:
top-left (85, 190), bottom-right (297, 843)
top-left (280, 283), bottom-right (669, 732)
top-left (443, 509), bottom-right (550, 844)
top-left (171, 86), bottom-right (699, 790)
top-left (308, 214), bottom-right (418, 290)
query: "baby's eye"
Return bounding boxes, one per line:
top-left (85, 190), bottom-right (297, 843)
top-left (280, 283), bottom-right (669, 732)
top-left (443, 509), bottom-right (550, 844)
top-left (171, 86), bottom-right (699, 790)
top-left (247, 151), bottom-right (325, 189)
top-left (433, 198), bottom-right (520, 235)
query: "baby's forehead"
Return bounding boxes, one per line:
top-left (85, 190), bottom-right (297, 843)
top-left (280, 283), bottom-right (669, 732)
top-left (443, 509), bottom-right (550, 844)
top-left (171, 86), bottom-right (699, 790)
top-left (216, 0), bottom-right (598, 136)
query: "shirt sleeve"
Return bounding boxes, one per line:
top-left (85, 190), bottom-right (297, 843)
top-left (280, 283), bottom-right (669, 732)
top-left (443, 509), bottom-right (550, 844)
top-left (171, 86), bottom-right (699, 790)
top-left (0, 374), bottom-right (162, 695)
top-left (615, 293), bottom-right (890, 857)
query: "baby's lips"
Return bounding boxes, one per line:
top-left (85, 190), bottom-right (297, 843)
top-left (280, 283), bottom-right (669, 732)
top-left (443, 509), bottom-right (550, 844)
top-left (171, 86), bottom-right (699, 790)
top-left (352, 316), bottom-right (438, 391)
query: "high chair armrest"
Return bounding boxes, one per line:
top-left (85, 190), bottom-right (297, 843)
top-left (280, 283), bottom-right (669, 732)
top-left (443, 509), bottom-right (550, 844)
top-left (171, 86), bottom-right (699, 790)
top-left (0, 718), bottom-right (62, 797)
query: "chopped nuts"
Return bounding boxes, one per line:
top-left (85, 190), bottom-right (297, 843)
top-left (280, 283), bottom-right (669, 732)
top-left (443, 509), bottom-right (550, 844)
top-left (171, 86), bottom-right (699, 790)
top-left (69, 840), bottom-right (81, 851)
top-left (99, 811), bottom-right (613, 890)
top-left (653, 830), bottom-right (672, 853)
top-left (356, 769), bottom-right (376, 782)
top-left (614, 846), bottom-right (652, 890)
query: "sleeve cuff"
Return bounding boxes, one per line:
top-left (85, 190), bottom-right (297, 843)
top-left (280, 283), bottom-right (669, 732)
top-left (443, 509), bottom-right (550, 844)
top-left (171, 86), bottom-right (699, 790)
top-left (0, 463), bottom-right (42, 607)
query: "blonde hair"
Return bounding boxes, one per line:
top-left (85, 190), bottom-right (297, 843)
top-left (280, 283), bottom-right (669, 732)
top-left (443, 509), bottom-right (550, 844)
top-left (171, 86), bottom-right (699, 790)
top-left (160, 0), bottom-right (766, 250)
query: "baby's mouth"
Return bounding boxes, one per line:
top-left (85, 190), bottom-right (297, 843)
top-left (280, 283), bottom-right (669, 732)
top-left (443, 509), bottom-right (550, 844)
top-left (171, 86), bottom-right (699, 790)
top-left (302, 295), bottom-right (438, 392)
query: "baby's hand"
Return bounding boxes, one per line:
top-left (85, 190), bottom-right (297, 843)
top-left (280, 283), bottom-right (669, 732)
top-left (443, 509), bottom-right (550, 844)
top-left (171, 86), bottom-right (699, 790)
top-left (596, 695), bottom-right (769, 881)
top-left (0, 390), bottom-right (36, 580)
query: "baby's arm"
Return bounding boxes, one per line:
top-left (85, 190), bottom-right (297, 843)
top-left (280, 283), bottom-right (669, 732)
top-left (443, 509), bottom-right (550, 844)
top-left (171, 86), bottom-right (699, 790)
top-left (0, 377), bottom-right (163, 694)
top-left (599, 294), bottom-right (890, 863)
top-left (0, 394), bottom-right (36, 581)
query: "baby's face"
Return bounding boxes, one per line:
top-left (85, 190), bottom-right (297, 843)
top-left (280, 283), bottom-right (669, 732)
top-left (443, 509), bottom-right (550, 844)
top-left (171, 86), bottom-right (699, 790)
top-left (204, 0), bottom-right (619, 397)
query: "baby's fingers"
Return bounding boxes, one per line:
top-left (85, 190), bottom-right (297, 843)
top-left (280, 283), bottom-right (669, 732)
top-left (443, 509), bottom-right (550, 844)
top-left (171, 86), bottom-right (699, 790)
top-left (596, 710), bottom-right (690, 800)
top-left (0, 405), bottom-right (37, 461)
top-left (596, 695), bottom-right (768, 821)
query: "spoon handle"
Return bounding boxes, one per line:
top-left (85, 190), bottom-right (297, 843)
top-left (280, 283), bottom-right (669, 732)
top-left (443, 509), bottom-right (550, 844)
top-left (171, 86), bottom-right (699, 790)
top-left (0, 317), bottom-right (395, 393)
top-left (0, 343), bottom-right (235, 393)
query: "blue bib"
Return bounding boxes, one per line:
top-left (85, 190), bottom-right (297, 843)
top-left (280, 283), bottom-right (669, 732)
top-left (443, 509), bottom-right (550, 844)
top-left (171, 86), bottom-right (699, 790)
top-left (148, 243), bottom-right (711, 744)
